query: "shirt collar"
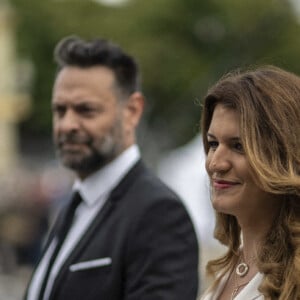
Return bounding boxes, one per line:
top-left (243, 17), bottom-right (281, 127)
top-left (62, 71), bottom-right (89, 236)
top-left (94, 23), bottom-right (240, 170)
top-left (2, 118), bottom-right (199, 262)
top-left (73, 145), bottom-right (140, 206)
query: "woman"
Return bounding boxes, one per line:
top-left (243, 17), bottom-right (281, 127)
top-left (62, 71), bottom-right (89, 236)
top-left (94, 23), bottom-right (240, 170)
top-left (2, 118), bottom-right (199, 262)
top-left (200, 65), bottom-right (300, 299)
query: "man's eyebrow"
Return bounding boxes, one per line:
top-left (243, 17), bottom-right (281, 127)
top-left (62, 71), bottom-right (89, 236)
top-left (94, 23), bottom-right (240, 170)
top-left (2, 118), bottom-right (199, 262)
top-left (52, 103), bottom-right (64, 108)
top-left (76, 99), bottom-right (101, 105)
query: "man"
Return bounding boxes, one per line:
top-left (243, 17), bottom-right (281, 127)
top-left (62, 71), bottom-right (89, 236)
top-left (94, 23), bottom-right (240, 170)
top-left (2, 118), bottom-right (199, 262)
top-left (24, 36), bottom-right (199, 300)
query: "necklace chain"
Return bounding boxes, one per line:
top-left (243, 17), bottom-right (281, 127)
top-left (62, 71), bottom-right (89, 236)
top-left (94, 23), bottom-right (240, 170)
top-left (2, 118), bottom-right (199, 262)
top-left (231, 252), bottom-right (256, 299)
top-left (231, 280), bottom-right (250, 300)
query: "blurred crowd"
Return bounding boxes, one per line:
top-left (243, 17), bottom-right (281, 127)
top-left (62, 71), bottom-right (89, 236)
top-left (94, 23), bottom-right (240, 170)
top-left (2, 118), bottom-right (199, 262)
top-left (0, 163), bottom-right (73, 299)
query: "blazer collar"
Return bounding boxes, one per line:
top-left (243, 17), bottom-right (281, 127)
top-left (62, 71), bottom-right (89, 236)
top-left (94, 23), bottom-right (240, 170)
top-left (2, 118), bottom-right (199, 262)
top-left (48, 160), bottom-right (147, 300)
top-left (73, 145), bottom-right (141, 207)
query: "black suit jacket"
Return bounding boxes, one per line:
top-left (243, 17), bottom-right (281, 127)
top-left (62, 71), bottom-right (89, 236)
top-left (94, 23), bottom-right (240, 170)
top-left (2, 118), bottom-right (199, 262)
top-left (25, 160), bottom-right (199, 300)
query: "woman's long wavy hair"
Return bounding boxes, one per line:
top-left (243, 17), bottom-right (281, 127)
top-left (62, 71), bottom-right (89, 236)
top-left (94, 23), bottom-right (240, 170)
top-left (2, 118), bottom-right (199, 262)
top-left (201, 65), bottom-right (300, 299)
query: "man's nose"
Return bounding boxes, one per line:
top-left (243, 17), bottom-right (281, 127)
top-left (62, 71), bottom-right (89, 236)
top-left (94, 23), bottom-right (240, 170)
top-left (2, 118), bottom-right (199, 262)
top-left (57, 110), bottom-right (80, 132)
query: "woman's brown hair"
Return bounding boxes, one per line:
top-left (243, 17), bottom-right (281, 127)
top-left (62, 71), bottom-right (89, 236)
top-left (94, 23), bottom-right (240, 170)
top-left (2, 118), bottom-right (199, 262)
top-left (201, 65), bottom-right (300, 299)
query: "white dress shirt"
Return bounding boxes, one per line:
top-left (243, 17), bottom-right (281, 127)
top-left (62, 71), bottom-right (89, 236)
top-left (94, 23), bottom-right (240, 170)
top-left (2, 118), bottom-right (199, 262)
top-left (27, 145), bottom-right (140, 300)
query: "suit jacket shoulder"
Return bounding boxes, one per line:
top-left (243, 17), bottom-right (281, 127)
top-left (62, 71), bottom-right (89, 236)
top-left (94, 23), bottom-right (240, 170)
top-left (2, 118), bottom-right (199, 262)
top-left (50, 160), bottom-right (200, 300)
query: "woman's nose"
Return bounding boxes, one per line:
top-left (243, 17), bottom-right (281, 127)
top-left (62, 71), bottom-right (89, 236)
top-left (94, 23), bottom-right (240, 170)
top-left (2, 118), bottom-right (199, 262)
top-left (207, 146), bottom-right (231, 173)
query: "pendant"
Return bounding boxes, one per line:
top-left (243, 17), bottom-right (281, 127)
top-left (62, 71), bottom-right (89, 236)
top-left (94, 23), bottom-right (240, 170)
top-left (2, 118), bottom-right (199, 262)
top-left (235, 262), bottom-right (249, 277)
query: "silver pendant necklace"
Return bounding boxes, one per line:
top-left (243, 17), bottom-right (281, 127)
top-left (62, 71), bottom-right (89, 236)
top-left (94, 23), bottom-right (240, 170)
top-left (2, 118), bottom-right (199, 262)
top-left (235, 251), bottom-right (256, 277)
top-left (235, 262), bottom-right (249, 277)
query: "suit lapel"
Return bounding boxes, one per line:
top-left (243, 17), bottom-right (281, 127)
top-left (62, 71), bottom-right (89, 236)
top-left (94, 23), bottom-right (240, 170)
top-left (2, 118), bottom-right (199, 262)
top-left (48, 160), bottom-right (146, 300)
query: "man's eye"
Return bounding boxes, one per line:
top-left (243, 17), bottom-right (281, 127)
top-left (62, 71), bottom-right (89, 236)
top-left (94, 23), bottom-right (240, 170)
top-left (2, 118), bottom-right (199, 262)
top-left (53, 106), bottom-right (66, 116)
top-left (78, 106), bottom-right (95, 114)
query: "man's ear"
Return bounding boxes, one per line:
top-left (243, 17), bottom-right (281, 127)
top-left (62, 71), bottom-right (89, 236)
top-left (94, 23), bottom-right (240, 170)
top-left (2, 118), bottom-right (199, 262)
top-left (123, 92), bottom-right (145, 130)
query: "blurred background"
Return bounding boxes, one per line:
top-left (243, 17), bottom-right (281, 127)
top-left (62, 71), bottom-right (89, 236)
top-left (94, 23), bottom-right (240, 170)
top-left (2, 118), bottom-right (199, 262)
top-left (1, 0), bottom-right (300, 298)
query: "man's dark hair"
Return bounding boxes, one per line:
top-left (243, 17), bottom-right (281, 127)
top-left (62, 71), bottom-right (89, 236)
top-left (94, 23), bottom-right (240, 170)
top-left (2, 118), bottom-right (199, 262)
top-left (54, 35), bottom-right (140, 97)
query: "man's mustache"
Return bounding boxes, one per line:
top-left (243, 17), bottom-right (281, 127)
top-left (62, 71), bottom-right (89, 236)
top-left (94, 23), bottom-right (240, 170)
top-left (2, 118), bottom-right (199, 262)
top-left (57, 133), bottom-right (91, 145)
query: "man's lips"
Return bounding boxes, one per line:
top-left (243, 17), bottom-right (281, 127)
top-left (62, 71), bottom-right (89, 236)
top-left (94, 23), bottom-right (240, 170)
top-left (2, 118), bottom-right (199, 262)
top-left (60, 142), bottom-right (85, 151)
top-left (212, 179), bottom-right (240, 190)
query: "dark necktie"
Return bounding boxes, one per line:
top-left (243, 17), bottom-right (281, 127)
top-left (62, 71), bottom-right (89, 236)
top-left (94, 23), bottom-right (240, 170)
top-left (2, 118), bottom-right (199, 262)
top-left (38, 192), bottom-right (82, 300)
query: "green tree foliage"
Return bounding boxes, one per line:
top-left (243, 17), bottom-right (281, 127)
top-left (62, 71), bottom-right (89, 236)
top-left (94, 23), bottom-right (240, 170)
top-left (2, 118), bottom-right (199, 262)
top-left (10, 0), bottom-right (300, 150)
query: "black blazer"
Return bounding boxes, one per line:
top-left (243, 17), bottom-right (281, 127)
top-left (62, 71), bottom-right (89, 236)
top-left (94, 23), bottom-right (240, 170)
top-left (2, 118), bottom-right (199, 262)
top-left (26, 160), bottom-right (199, 300)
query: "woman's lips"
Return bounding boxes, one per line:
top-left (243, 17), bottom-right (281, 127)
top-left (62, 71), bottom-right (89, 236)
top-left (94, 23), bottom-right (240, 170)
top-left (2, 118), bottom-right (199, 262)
top-left (212, 179), bottom-right (240, 190)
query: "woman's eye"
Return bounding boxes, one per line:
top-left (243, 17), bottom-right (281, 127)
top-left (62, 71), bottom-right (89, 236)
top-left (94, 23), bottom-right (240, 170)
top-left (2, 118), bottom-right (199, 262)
top-left (208, 141), bottom-right (218, 150)
top-left (234, 142), bottom-right (244, 152)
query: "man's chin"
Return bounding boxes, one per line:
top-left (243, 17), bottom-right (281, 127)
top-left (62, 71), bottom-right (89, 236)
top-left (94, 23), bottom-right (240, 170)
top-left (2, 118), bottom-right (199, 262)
top-left (59, 153), bottom-right (86, 169)
top-left (58, 149), bottom-right (115, 175)
top-left (62, 159), bottom-right (83, 171)
top-left (60, 156), bottom-right (103, 174)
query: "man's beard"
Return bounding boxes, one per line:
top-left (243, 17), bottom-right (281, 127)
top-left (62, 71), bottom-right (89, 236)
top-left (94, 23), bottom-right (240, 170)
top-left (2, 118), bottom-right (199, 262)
top-left (55, 130), bottom-right (124, 175)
